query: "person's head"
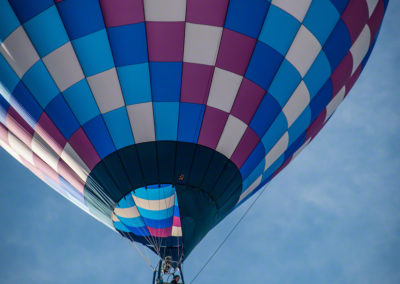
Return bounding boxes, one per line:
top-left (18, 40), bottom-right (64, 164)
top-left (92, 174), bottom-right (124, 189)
top-left (173, 275), bottom-right (180, 281)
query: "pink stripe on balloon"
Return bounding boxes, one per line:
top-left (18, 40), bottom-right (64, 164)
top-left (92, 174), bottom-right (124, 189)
top-left (173, 216), bottom-right (181, 227)
top-left (35, 113), bottom-right (66, 155)
top-left (148, 227), bottom-right (172, 238)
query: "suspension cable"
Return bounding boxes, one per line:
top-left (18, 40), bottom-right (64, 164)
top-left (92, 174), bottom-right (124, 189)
top-left (190, 185), bottom-right (268, 283)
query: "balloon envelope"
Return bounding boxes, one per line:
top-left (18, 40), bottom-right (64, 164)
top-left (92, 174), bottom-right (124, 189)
top-left (0, 0), bottom-right (388, 264)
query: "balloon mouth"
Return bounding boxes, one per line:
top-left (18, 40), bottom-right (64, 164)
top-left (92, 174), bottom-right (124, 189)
top-left (112, 184), bottom-right (183, 260)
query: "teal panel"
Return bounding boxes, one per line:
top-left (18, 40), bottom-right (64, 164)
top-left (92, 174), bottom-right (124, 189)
top-left (153, 102), bottom-right (179, 141)
top-left (117, 63), bottom-right (152, 105)
top-left (103, 107), bottom-right (135, 149)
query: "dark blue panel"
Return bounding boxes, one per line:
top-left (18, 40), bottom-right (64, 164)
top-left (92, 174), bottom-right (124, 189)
top-left (107, 22), bottom-right (148, 67)
top-left (285, 133), bottom-right (306, 160)
top-left (329, 0), bottom-right (349, 14)
top-left (245, 42), bottom-right (283, 90)
top-left (45, 94), bottom-right (79, 139)
top-left (240, 142), bottom-right (265, 180)
top-left (178, 103), bottom-right (205, 143)
top-left (150, 62), bottom-right (182, 102)
top-left (83, 115), bottom-right (115, 159)
top-left (9, 0), bottom-right (53, 23)
top-left (310, 80), bottom-right (333, 121)
top-left (0, 95), bottom-right (10, 124)
top-left (141, 216), bottom-right (172, 229)
top-left (225, 0), bottom-right (270, 38)
top-left (323, 19), bottom-right (351, 70)
top-left (11, 82), bottom-right (43, 125)
top-left (249, 93), bottom-right (281, 137)
top-left (56, 0), bottom-right (105, 40)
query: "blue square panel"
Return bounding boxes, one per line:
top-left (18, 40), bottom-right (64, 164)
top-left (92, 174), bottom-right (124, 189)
top-left (261, 112), bottom-right (287, 153)
top-left (8, 0), bottom-right (53, 23)
top-left (62, 79), bottom-right (100, 125)
top-left (225, 0), bottom-right (270, 38)
top-left (83, 115), bottom-right (115, 159)
top-left (0, 0), bottom-right (20, 42)
top-left (56, 0), bottom-right (105, 40)
top-left (107, 22), bottom-right (148, 67)
top-left (309, 80), bottom-right (332, 121)
top-left (24, 6), bottom-right (69, 57)
top-left (245, 42), bottom-right (283, 90)
top-left (250, 93), bottom-right (281, 138)
top-left (45, 94), bottom-right (80, 139)
top-left (22, 61), bottom-right (59, 109)
top-left (0, 95), bottom-right (10, 124)
top-left (11, 82), bottom-right (43, 126)
top-left (323, 19), bottom-right (351, 71)
top-left (150, 62), bottom-right (182, 102)
top-left (303, 51), bottom-right (332, 99)
top-left (118, 63), bottom-right (152, 105)
top-left (103, 107), bottom-right (134, 149)
top-left (288, 107), bottom-right (311, 144)
top-left (153, 102), bottom-right (179, 140)
top-left (240, 142), bottom-right (265, 180)
top-left (72, 29), bottom-right (114, 76)
top-left (259, 5), bottom-right (300, 55)
top-left (178, 103), bottom-right (205, 143)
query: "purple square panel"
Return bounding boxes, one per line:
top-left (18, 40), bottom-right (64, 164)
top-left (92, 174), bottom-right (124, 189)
top-left (197, 106), bottom-right (228, 149)
top-left (146, 22), bottom-right (185, 62)
top-left (35, 113), bottom-right (67, 155)
top-left (231, 127), bottom-right (260, 168)
top-left (342, 0), bottom-right (369, 43)
top-left (186, 0), bottom-right (229, 26)
top-left (230, 78), bottom-right (265, 124)
top-left (99, 0), bottom-right (144, 27)
top-left (68, 128), bottom-right (101, 170)
top-left (216, 29), bottom-right (256, 75)
top-left (181, 62), bottom-right (214, 104)
top-left (368, 0), bottom-right (385, 43)
top-left (330, 52), bottom-right (353, 95)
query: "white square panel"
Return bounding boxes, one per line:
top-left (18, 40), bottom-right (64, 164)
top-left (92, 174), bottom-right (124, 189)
top-left (272, 0), bottom-right (312, 22)
top-left (43, 42), bottom-right (84, 92)
top-left (31, 133), bottom-right (59, 170)
top-left (350, 25), bottom-right (371, 75)
top-left (283, 81), bottom-right (310, 127)
top-left (207, 67), bottom-right (242, 113)
top-left (286, 25), bottom-right (322, 78)
top-left (183, 23), bottom-right (223, 66)
top-left (61, 143), bottom-right (90, 182)
top-left (144, 0), bottom-right (186, 21)
top-left (0, 26), bottom-right (39, 78)
top-left (87, 68), bottom-right (125, 114)
top-left (216, 115), bottom-right (247, 158)
top-left (8, 131), bottom-right (34, 164)
top-left (325, 86), bottom-right (346, 122)
top-left (264, 132), bottom-right (289, 171)
top-left (127, 102), bottom-right (156, 143)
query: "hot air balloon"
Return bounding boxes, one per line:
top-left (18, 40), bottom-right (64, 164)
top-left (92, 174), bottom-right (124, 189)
top-left (0, 0), bottom-right (388, 282)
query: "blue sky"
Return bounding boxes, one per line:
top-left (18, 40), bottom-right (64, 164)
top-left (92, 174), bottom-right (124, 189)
top-left (1, 3), bottom-right (399, 284)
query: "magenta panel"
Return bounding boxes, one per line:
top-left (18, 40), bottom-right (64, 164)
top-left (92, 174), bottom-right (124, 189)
top-left (57, 160), bottom-right (85, 194)
top-left (148, 227), bottom-right (172, 238)
top-left (35, 113), bottom-right (67, 155)
top-left (6, 108), bottom-right (34, 147)
top-left (330, 52), bottom-right (353, 95)
top-left (99, 0), bottom-right (144, 27)
top-left (230, 78), bottom-right (265, 124)
top-left (181, 62), bottom-right (214, 104)
top-left (173, 216), bottom-right (181, 227)
top-left (216, 29), bottom-right (256, 75)
top-left (231, 127), bottom-right (260, 168)
top-left (186, 0), bottom-right (229, 26)
top-left (197, 106), bottom-right (228, 149)
top-left (306, 109), bottom-right (327, 140)
top-left (368, 0), bottom-right (385, 44)
top-left (68, 128), bottom-right (101, 170)
top-left (342, 0), bottom-right (369, 43)
top-left (146, 22), bottom-right (185, 62)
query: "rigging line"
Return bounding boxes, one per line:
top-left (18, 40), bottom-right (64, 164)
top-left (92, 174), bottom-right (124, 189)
top-left (130, 236), bottom-right (155, 270)
top-left (190, 184), bottom-right (268, 284)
